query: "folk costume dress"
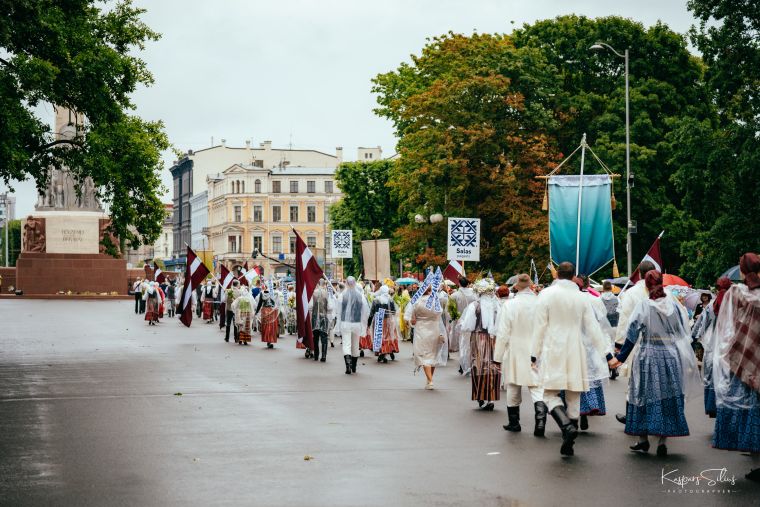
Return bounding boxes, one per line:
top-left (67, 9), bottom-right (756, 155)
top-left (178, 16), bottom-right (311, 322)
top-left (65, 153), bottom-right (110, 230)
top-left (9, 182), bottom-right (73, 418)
top-left (143, 283), bottom-right (160, 325)
top-left (712, 280), bottom-right (760, 453)
top-left (692, 300), bottom-right (719, 416)
top-left (232, 292), bottom-right (255, 345)
top-left (451, 286), bottom-right (477, 372)
top-left (367, 286), bottom-right (400, 363)
top-left (256, 291), bottom-right (279, 345)
top-left (460, 285), bottom-right (501, 406)
top-left (202, 284), bottom-right (214, 322)
top-left (616, 296), bottom-right (699, 438)
top-left (409, 294), bottom-right (447, 368)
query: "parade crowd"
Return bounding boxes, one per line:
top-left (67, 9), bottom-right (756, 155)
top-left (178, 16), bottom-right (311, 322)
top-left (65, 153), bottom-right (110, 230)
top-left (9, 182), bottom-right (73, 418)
top-left (130, 252), bottom-right (760, 480)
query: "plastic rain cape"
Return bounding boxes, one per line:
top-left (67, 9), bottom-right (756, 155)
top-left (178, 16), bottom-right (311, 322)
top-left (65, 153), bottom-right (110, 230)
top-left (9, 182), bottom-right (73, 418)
top-left (625, 297), bottom-right (701, 406)
top-left (712, 284), bottom-right (760, 410)
top-left (692, 302), bottom-right (718, 388)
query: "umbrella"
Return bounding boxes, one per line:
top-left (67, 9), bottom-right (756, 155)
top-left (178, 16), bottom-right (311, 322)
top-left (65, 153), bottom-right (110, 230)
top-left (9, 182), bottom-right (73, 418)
top-left (395, 277), bottom-right (418, 286)
top-left (684, 289), bottom-right (712, 311)
top-left (721, 265), bottom-right (742, 283)
top-left (663, 274), bottom-right (690, 287)
top-left (605, 276), bottom-right (630, 287)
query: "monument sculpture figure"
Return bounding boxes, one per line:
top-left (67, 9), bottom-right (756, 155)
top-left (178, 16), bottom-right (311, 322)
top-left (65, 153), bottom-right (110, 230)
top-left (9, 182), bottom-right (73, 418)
top-left (23, 216), bottom-right (46, 253)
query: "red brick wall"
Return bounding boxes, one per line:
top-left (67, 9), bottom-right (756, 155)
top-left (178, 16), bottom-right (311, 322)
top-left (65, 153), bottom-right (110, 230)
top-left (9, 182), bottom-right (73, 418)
top-left (0, 267), bottom-right (16, 293)
top-left (16, 253), bottom-right (129, 295)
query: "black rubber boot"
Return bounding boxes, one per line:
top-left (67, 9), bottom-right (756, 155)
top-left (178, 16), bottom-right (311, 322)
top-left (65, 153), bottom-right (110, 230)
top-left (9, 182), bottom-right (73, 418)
top-left (313, 339), bottom-right (320, 361)
top-left (533, 401), bottom-right (547, 437)
top-left (550, 406), bottom-right (578, 456)
top-left (580, 414), bottom-right (589, 431)
top-left (344, 355), bottom-right (352, 375)
top-left (503, 406), bottom-right (521, 432)
top-left (350, 356), bottom-right (358, 373)
top-left (570, 419), bottom-right (579, 430)
top-left (320, 336), bottom-right (327, 362)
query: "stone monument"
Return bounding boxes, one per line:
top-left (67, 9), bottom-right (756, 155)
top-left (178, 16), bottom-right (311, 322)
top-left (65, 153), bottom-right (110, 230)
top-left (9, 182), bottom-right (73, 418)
top-left (15, 107), bottom-right (128, 295)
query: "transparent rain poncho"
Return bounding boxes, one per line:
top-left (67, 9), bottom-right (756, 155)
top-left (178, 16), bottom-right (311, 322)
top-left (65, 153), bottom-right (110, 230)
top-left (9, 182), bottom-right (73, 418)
top-left (584, 294), bottom-right (615, 383)
top-left (712, 285), bottom-right (760, 410)
top-left (622, 297), bottom-right (701, 407)
top-left (692, 302), bottom-right (718, 388)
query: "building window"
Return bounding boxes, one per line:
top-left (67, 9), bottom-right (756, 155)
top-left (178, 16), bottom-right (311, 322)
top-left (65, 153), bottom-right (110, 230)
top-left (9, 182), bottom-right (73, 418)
top-left (289, 234), bottom-right (296, 254)
top-left (255, 179), bottom-right (261, 193)
top-left (272, 181), bottom-right (281, 193)
top-left (272, 235), bottom-right (282, 253)
top-left (307, 180), bottom-right (315, 193)
top-left (228, 236), bottom-right (238, 253)
top-left (290, 180), bottom-right (299, 193)
top-left (324, 207), bottom-right (330, 223)
top-left (253, 205), bottom-right (262, 222)
top-left (289, 205), bottom-right (299, 222)
top-left (307, 235), bottom-right (317, 249)
top-left (325, 180), bottom-right (333, 193)
top-left (325, 233), bottom-right (331, 256)
top-left (307, 205), bottom-right (316, 223)
top-left (253, 236), bottom-right (263, 253)
top-left (272, 205), bottom-right (281, 222)
top-left (234, 205), bottom-right (242, 222)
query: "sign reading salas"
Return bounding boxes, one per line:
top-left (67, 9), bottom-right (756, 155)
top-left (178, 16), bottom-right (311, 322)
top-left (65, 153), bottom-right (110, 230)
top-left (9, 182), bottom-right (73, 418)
top-left (331, 230), bottom-right (353, 258)
top-left (447, 217), bottom-right (480, 262)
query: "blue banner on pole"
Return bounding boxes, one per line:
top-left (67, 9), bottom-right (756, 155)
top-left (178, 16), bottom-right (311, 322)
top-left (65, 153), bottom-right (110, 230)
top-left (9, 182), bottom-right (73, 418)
top-left (372, 308), bottom-right (385, 353)
top-left (548, 174), bottom-right (614, 276)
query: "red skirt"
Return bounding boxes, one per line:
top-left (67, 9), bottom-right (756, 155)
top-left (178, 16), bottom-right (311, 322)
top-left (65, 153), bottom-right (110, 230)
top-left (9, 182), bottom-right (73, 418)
top-left (359, 334), bottom-right (373, 350)
top-left (379, 317), bottom-right (400, 354)
top-left (145, 298), bottom-right (159, 322)
top-left (238, 315), bottom-right (252, 344)
top-left (202, 300), bottom-right (213, 320)
top-left (260, 307), bottom-right (279, 344)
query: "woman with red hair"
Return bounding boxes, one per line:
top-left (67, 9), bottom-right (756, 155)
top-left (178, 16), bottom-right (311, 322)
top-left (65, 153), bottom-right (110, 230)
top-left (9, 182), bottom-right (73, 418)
top-left (712, 253), bottom-right (760, 482)
top-left (610, 270), bottom-right (700, 456)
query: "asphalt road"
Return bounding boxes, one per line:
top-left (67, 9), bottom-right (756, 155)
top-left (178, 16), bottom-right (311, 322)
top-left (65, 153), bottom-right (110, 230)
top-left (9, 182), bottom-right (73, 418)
top-left (0, 300), bottom-right (758, 506)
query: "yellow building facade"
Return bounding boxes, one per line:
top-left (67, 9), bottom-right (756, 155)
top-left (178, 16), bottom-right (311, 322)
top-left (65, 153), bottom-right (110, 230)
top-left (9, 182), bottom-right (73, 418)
top-left (207, 164), bottom-right (342, 277)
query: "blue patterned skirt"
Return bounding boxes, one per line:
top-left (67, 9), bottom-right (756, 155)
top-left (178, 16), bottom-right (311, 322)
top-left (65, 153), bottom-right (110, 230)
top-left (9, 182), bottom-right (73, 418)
top-left (712, 376), bottom-right (760, 452)
top-left (625, 395), bottom-right (689, 437)
top-left (559, 380), bottom-right (606, 416)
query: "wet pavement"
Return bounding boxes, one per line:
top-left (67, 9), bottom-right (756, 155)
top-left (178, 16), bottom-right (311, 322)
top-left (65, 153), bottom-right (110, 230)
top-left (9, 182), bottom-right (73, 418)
top-left (0, 299), bottom-right (758, 506)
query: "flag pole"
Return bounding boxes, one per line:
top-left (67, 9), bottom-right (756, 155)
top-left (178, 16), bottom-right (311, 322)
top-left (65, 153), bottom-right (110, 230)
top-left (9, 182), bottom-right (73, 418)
top-left (575, 134), bottom-right (587, 276)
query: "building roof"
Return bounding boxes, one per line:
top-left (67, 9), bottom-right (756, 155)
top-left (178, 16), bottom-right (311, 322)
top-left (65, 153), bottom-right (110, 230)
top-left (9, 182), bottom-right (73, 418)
top-left (189, 144), bottom-right (338, 160)
top-left (218, 164), bottom-right (336, 176)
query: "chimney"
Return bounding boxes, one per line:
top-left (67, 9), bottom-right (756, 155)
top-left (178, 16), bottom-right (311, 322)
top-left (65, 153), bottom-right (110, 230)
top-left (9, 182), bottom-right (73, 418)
top-left (336, 147), bottom-right (343, 163)
top-left (221, 138), bottom-right (227, 148)
top-left (263, 140), bottom-right (272, 151)
top-left (245, 139), bottom-right (252, 164)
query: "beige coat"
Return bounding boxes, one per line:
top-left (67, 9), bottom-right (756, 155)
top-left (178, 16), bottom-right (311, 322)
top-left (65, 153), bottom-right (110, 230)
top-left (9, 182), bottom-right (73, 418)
top-left (531, 279), bottom-right (608, 392)
top-left (494, 288), bottom-right (539, 386)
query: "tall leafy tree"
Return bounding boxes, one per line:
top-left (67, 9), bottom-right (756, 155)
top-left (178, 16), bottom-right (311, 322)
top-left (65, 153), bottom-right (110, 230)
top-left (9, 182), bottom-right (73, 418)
top-left (669, 1), bottom-right (760, 285)
top-left (0, 0), bottom-right (169, 249)
top-left (512, 15), bottom-right (713, 277)
top-left (373, 33), bottom-right (560, 277)
top-left (330, 160), bottom-right (401, 277)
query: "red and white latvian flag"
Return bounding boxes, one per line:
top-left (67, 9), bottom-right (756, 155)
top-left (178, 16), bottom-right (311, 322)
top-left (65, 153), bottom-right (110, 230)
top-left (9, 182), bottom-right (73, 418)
top-left (179, 246), bottom-right (211, 327)
top-left (629, 231), bottom-right (664, 285)
top-left (295, 230), bottom-right (324, 350)
top-left (153, 261), bottom-right (166, 284)
top-left (220, 264), bottom-right (234, 289)
top-left (443, 259), bottom-right (466, 285)
top-left (243, 262), bottom-right (261, 285)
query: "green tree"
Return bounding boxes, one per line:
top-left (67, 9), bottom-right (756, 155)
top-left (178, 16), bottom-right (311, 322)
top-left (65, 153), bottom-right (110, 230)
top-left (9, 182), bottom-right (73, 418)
top-left (330, 160), bottom-right (401, 277)
top-left (372, 33), bottom-right (560, 278)
top-left (0, 219), bottom-right (22, 267)
top-left (512, 15), bottom-right (713, 277)
top-left (669, 1), bottom-right (760, 286)
top-left (0, 0), bottom-right (169, 248)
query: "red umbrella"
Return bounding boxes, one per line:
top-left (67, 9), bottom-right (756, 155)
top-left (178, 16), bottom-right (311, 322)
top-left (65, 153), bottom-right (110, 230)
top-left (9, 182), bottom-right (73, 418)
top-left (663, 274), bottom-right (690, 287)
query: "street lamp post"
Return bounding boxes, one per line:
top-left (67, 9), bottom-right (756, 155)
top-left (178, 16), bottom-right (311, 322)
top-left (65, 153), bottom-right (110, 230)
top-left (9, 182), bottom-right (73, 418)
top-left (590, 42), bottom-right (632, 277)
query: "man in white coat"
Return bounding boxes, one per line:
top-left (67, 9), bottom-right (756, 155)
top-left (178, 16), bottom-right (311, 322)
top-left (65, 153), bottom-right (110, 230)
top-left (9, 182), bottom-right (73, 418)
top-left (531, 262), bottom-right (615, 456)
top-left (494, 274), bottom-right (546, 436)
top-left (613, 260), bottom-right (656, 424)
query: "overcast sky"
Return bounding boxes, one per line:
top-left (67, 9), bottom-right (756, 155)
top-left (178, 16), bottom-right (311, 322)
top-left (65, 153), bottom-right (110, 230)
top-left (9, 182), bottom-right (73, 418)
top-left (3, 0), bottom-right (697, 217)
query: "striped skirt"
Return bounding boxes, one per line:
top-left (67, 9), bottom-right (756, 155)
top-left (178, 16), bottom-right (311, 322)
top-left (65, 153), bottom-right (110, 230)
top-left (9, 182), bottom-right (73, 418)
top-left (238, 316), bottom-right (252, 344)
top-left (470, 332), bottom-right (501, 402)
top-left (379, 317), bottom-right (400, 354)
top-left (260, 307), bottom-right (279, 344)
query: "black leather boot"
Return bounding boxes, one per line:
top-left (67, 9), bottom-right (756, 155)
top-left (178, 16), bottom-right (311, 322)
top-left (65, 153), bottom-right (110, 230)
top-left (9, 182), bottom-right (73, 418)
top-left (550, 406), bottom-right (578, 456)
top-left (616, 402), bottom-right (628, 424)
top-left (320, 336), bottom-right (327, 362)
top-left (580, 414), bottom-right (589, 431)
top-left (350, 356), bottom-right (358, 373)
top-left (503, 406), bottom-right (521, 432)
top-left (344, 355), bottom-right (352, 375)
top-left (313, 339), bottom-right (320, 361)
top-left (533, 401), bottom-right (547, 437)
